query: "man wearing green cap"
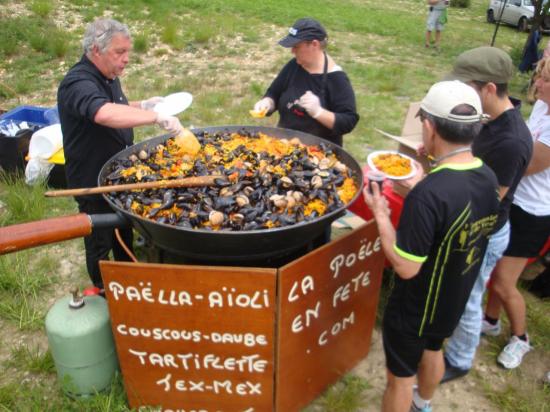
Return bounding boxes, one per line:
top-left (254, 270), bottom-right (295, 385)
top-left (441, 46), bottom-right (533, 383)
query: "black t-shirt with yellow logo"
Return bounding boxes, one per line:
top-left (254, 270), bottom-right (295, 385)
top-left (385, 159), bottom-right (499, 338)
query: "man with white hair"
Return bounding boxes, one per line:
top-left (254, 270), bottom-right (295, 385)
top-left (57, 18), bottom-right (183, 291)
top-left (364, 81), bottom-right (499, 412)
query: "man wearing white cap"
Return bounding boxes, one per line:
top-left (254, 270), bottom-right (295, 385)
top-left (364, 81), bottom-right (499, 412)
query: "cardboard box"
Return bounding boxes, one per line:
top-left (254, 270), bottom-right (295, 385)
top-left (375, 102), bottom-right (429, 197)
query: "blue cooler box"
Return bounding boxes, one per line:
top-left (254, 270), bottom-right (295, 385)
top-left (0, 105), bottom-right (51, 126)
top-left (0, 105), bottom-right (51, 173)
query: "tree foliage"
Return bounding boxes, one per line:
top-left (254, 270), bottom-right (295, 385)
top-left (530, 0), bottom-right (550, 32)
top-left (523, 0), bottom-right (550, 59)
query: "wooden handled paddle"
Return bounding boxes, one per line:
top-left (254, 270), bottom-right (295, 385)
top-left (0, 214), bottom-right (93, 254)
top-left (44, 175), bottom-right (221, 197)
top-left (0, 213), bottom-right (130, 255)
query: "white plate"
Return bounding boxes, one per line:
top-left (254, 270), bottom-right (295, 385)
top-left (153, 92), bottom-right (193, 116)
top-left (367, 150), bottom-right (417, 180)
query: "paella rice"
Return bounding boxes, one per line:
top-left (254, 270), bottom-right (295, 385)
top-left (104, 130), bottom-right (359, 231)
top-left (372, 153), bottom-right (412, 177)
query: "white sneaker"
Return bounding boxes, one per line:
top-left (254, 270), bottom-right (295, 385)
top-left (410, 385), bottom-right (432, 412)
top-left (497, 336), bottom-right (532, 369)
top-left (481, 319), bottom-right (501, 336)
top-left (410, 403), bottom-right (432, 412)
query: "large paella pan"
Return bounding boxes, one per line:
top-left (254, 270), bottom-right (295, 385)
top-left (0, 126), bottom-right (363, 264)
top-left (98, 126), bottom-right (363, 263)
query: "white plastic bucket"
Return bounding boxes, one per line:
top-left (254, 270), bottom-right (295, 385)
top-left (28, 124), bottom-right (62, 160)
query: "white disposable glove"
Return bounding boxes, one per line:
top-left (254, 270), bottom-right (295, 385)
top-left (299, 91), bottom-right (323, 118)
top-left (253, 97), bottom-right (275, 113)
top-left (141, 96), bottom-right (164, 111)
top-left (155, 113), bottom-right (183, 136)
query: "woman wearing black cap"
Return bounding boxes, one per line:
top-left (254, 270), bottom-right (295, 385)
top-left (253, 18), bottom-right (359, 147)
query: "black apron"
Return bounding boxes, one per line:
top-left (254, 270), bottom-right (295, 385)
top-left (276, 53), bottom-right (342, 145)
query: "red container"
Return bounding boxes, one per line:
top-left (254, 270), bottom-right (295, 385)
top-left (348, 165), bottom-right (405, 228)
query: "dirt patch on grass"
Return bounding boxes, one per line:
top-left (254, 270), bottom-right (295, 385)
top-left (127, 23), bottom-right (287, 88)
top-left (0, 1), bottom-right (29, 19)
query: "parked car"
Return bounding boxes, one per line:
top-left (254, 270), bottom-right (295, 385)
top-left (487, 0), bottom-right (534, 31)
top-left (487, 0), bottom-right (550, 32)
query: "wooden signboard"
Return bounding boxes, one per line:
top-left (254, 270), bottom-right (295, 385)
top-left (276, 222), bottom-right (384, 411)
top-left (100, 262), bottom-right (277, 411)
top-left (100, 219), bottom-right (384, 411)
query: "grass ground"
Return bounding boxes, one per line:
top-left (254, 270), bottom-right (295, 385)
top-left (0, 0), bottom-right (549, 411)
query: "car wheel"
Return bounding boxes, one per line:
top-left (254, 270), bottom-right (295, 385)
top-left (487, 9), bottom-right (495, 23)
top-left (518, 16), bottom-right (528, 32)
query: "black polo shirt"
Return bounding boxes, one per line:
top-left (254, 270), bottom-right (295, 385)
top-left (386, 160), bottom-right (499, 338)
top-left (472, 99), bottom-right (532, 231)
top-left (57, 54), bottom-right (133, 189)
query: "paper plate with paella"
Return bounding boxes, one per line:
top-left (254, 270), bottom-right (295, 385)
top-left (367, 150), bottom-right (417, 180)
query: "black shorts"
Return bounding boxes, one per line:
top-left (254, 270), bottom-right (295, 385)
top-left (382, 318), bottom-right (445, 377)
top-left (504, 204), bottom-right (550, 258)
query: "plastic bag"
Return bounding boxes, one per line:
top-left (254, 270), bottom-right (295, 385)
top-left (438, 8), bottom-right (448, 25)
top-left (25, 157), bottom-right (54, 185)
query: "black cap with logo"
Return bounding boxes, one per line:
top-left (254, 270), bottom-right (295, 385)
top-left (278, 18), bottom-right (328, 48)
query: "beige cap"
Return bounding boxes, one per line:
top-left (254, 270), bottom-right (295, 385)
top-left (420, 81), bottom-right (484, 123)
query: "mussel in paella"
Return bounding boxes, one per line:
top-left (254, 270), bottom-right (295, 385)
top-left (103, 130), bottom-right (359, 231)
